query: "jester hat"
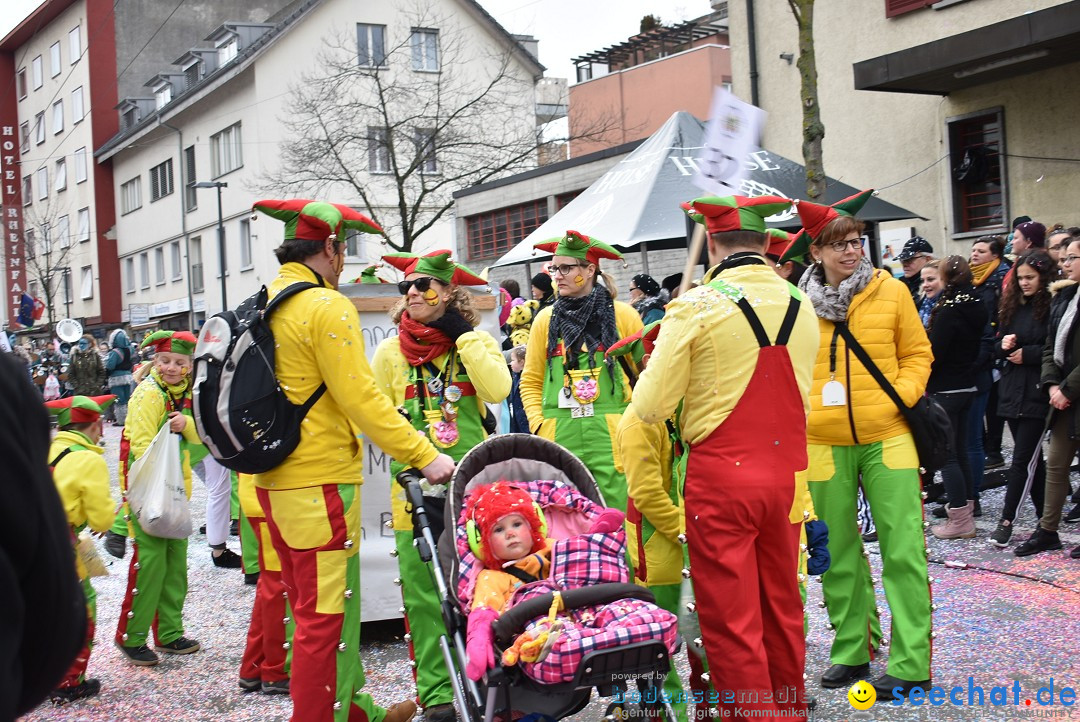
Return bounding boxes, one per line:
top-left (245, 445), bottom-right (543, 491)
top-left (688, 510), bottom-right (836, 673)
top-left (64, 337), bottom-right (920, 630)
top-left (793, 189), bottom-right (874, 244)
top-left (605, 320), bottom-right (662, 367)
top-left (45, 394), bottom-right (116, 426)
top-left (464, 481), bottom-right (547, 569)
top-left (381, 250), bottom-right (486, 286)
top-left (352, 265), bottom-right (388, 284)
top-left (141, 330), bottom-right (197, 356)
top-left (776, 229), bottom-right (814, 265)
top-left (681, 195), bottom-right (792, 235)
top-left (253, 199), bottom-right (382, 242)
top-left (533, 230), bottom-right (623, 266)
top-left (765, 228), bottom-right (796, 258)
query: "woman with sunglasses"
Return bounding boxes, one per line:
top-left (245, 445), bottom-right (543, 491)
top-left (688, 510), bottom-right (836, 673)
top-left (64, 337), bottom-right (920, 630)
top-left (519, 231), bottom-right (643, 514)
top-left (371, 250), bottom-right (511, 722)
top-left (794, 193), bottom-right (934, 696)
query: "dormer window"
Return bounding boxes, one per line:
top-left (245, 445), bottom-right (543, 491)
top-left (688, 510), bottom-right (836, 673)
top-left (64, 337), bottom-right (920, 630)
top-left (122, 106), bottom-right (138, 129)
top-left (154, 83), bottom-right (172, 109)
top-left (184, 62), bottom-right (201, 90)
top-left (218, 36), bottom-right (238, 65)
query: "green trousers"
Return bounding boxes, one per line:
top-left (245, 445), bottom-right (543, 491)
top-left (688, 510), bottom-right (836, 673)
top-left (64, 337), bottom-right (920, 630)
top-left (808, 435), bottom-right (932, 681)
top-left (395, 529), bottom-right (454, 708)
top-left (116, 515), bottom-right (189, 648)
top-left (239, 509), bottom-right (260, 575)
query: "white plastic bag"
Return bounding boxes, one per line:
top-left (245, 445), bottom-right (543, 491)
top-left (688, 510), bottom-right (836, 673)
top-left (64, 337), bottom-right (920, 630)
top-left (126, 424), bottom-right (192, 539)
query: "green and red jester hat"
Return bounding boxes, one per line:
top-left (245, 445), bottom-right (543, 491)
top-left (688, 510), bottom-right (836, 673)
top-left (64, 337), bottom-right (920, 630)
top-left (533, 230), bottom-right (624, 266)
top-left (351, 264), bottom-right (388, 284)
top-left (681, 195), bottom-right (792, 234)
top-left (782, 189), bottom-right (874, 263)
top-left (381, 250), bottom-right (487, 286)
top-left (252, 199), bottom-right (383, 242)
top-left (141, 330), bottom-right (198, 356)
top-left (45, 394), bottom-right (116, 426)
top-left (606, 320), bottom-right (662, 371)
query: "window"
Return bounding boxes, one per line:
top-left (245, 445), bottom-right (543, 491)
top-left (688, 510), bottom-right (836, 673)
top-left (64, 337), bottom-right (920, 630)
top-left (345, 229), bottom-right (363, 259)
top-left (57, 214), bottom-right (70, 248)
top-left (74, 147), bottom-right (88, 183)
top-left (55, 159), bottom-right (67, 191)
top-left (155, 246), bottom-right (166, 284)
top-left (80, 265), bottom-right (93, 299)
top-left (184, 62), bottom-right (201, 90)
top-left (948, 108), bottom-right (1006, 234)
top-left (218, 36), bottom-right (238, 65)
top-left (239, 218), bottom-right (252, 269)
top-left (77, 207), bottom-right (90, 242)
top-left (29, 280), bottom-right (39, 298)
top-left (121, 177), bottom-right (142, 214)
top-left (34, 112), bottom-right (45, 144)
top-left (190, 236), bottom-right (203, 292)
top-left (556, 190), bottom-right (583, 210)
top-left (368, 126), bottom-right (390, 173)
top-left (17, 69), bottom-right (27, 99)
top-left (72, 86), bottom-right (84, 122)
top-left (410, 29), bottom-right (439, 71)
top-left (26, 230), bottom-right (35, 259)
top-left (62, 268), bottom-right (72, 306)
top-left (414, 128), bottom-right (437, 174)
top-left (52, 100), bottom-right (63, 134)
top-left (155, 83), bottom-right (172, 110)
top-left (22, 176), bottom-right (31, 206)
top-left (184, 146), bottom-right (197, 211)
top-left (69, 26), bottom-right (81, 62)
top-left (357, 23), bottom-right (387, 67)
top-left (122, 107), bottom-right (137, 130)
top-left (171, 241), bottom-right (182, 280)
top-left (150, 159), bottom-right (174, 201)
top-left (41, 222), bottom-right (51, 253)
top-left (50, 42), bottom-right (61, 77)
top-left (32, 55), bottom-right (42, 89)
top-left (19, 122), bottom-right (29, 154)
top-left (210, 122), bottom-right (242, 177)
top-left (36, 168), bottom-right (48, 200)
top-left (125, 257), bottom-right (135, 293)
top-left (465, 200), bottom-right (549, 260)
top-left (139, 252), bottom-right (149, 289)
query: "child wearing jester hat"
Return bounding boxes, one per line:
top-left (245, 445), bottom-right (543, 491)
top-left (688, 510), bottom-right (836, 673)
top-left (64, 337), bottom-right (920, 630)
top-left (114, 330), bottom-right (207, 666)
top-left (45, 394), bottom-right (117, 703)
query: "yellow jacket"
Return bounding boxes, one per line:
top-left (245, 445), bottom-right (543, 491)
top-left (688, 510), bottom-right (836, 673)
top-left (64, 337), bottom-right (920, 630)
top-left (633, 263), bottom-right (820, 445)
top-left (49, 429), bottom-right (114, 533)
top-left (255, 263), bottom-right (440, 491)
top-left (520, 300), bottom-right (642, 433)
top-left (125, 374), bottom-right (203, 498)
top-left (805, 270), bottom-right (932, 446)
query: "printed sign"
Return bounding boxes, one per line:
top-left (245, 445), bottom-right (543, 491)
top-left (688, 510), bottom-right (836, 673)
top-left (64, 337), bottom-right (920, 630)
top-left (693, 87), bottom-right (766, 197)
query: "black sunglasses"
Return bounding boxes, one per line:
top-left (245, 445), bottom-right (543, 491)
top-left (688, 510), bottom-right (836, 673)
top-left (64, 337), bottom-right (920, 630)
top-left (397, 276), bottom-right (441, 295)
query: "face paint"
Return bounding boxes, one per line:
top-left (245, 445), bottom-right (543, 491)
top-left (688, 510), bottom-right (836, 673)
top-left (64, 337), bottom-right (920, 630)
top-left (574, 274), bottom-right (585, 287)
top-left (423, 288), bottom-right (440, 306)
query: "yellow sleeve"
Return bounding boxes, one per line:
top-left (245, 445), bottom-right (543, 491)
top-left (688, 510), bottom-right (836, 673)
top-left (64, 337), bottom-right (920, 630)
top-left (472, 569), bottom-right (515, 613)
top-left (891, 282), bottom-right (933, 407)
top-left (613, 302), bottom-right (643, 398)
top-left (126, 380), bottom-right (167, 460)
top-left (632, 296), bottom-right (694, 425)
top-left (371, 338), bottom-right (408, 407)
top-left (520, 307), bottom-right (552, 433)
top-left (77, 454), bottom-right (116, 533)
top-left (617, 409), bottom-right (680, 543)
top-left (313, 295), bottom-right (440, 471)
top-left (457, 330), bottom-right (512, 404)
top-left (179, 409), bottom-right (202, 446)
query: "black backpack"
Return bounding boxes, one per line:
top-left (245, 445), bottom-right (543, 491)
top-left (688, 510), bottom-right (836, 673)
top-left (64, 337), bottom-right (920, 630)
top-left (192, 282), bottom-right (326, 473)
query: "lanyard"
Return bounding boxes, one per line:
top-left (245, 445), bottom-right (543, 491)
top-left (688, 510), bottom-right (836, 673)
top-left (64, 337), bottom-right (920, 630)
top-left (829, 324), bottom-right (843, 379)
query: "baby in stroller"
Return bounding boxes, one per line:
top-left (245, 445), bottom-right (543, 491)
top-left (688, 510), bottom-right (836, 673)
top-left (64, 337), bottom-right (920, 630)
top-left (459, 480), bottom-right (680, 685)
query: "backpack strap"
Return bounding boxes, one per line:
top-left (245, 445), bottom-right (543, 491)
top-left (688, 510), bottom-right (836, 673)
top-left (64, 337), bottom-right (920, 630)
top-left (262, 280), bottom-right (329, 411)
top-left (49, 445), bottom-right (82, 469)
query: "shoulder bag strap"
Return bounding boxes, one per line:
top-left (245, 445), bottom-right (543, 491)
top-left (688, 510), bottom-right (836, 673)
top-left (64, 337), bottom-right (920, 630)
top-left (834, 322), bottom-right (909, 413)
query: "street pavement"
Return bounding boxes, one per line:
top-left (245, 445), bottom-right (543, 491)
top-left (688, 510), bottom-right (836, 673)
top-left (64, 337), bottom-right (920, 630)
top-left (22, 424), bottom-right (1080, 722)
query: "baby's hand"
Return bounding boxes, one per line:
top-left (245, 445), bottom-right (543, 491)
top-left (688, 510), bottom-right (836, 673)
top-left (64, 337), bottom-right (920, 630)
top-left (587, 508), bottom-right (626, 535)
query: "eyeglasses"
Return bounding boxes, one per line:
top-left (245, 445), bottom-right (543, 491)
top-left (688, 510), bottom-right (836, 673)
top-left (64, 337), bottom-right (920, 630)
top-left (397, 276), bottom-right (441, 295)
top-left (823, 238), bottom-right (865, 253)
top-left (629, 285), bottom-right (639, 292)
top-left (1063, 255), bottom-right (1080, 265)
top-left (545, 263), bottom-right (585, 277)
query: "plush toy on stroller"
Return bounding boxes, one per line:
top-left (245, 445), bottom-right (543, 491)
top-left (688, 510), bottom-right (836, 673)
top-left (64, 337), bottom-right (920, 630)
top-left (399, 434), bottom-right (681, 722)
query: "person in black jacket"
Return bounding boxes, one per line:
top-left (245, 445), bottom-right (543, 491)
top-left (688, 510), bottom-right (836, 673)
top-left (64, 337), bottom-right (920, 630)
top-left (895, 236), bottom-right (934, 303)
top-left (970, 236), bottom-right (1012, 469)
top-left (1016, 239), bottom-right (1080, 558)
top-left (927, 256), bottom-right (990, 540)
top-left (989, 252), bottom-right (1055, 548)
top-left (0, 352), bottom-right (87, 719)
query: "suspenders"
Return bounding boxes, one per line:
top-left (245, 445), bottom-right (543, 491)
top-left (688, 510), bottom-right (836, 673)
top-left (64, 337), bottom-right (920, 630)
top-left (734, 293), bottom-right (802, 349)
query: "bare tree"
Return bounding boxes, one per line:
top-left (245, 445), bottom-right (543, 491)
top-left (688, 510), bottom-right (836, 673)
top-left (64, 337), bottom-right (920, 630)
top-left (259, 7), bottom-right (613, 252)
top-left (22, 199), bottom-right (78, 329)
top-left (788, 0), bottom-right (826, 200)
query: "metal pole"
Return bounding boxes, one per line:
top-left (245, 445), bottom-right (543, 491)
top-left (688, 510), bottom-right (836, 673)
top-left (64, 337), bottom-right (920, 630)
top-left (216, 185), bottom-right (227, 311)
top-left (63, 268), bottom-right (72, 318)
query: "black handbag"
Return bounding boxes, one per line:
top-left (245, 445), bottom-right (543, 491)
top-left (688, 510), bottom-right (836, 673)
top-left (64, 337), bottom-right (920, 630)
top-left (836, 324), bottom-right (952, 472)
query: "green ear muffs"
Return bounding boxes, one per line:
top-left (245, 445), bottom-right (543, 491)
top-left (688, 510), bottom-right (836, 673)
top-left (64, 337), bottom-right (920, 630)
top-left (466, 501), bottom-right (548, 560)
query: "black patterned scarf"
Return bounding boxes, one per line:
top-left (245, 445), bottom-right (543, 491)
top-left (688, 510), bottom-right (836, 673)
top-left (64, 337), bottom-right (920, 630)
top-left (548, 284), bottom-right (618, 372)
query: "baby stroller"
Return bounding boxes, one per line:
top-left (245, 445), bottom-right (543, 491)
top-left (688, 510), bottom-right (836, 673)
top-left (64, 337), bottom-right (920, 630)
top-left (398, 434), bottom-right (678, 722)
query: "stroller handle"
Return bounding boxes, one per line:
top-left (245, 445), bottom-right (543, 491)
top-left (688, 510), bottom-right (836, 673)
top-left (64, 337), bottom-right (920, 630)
top-left (395, 468), bottom-right (428, 511)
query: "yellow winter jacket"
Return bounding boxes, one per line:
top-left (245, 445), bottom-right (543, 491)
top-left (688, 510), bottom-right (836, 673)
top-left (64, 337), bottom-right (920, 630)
top-left (805, 269), bottom-right (932, 446)
top-left (520, 299), bottom-right (642, 433)
top-left (124, 372), bottom-right (203, 498)
top-left (255, 263), bottom-right (440, 491)
top-left (49, 429), bottom-right (114, 533)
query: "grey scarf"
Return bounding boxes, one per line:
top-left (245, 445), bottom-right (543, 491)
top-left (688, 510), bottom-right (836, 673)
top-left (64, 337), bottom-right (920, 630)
top-left (798, 256), bottom-right (874, 322)
top-left (1054, 289), bottom-right (1080, 368)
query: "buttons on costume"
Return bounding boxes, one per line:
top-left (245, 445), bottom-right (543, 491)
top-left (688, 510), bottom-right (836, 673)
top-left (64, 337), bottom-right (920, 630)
top-left (384, 519), bottom-right (394, 529)
top-left (127, 611), bottom-right (135, 618)
top-left (344, 589), bottom-right (353, 599)
top-left (333, 701), bottom-right (343, 711)
top-left (283, 642), bottom-right (291, 649)
top-left (681, 568), bottom-right (691, 579)
top-left (393, 578), bottom-right (403, 586)
top-left (677, 533), bottom-right (687, 544)
top-left (701, 672), bottom-right (711, 684)
top-left (283, 617), bottom-right (291, 624)
top-left (122, 633), bottom-right (129, 641)
top-left (403, 633), bottom-right (412, 643)
top-left (338, 642), bottom-right (347, 652)
top-left (389, 548), bottom-right (398, 557)
top-left (344, 539), bottom-right (354, 549)
top-left (685, 602), bottom-right (696, 613)
top-left (132, 587), bottom-right (139, 595)
top-left (693, 637), bottom-right (703, 648)
top-left (133, 562), bottom-right (140, 570)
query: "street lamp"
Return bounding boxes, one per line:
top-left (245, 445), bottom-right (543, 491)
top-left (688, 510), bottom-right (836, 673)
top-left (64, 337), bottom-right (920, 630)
top-left (193, 180), bottom-right (228, 311)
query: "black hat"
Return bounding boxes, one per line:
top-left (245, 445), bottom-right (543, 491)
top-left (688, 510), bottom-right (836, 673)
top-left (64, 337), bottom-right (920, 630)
top-left (1011, 215), bottom-right (1032, 229)
top-left (895, 236), bottom-right (933, 261)
top-left (631, 274), bottom-right (660, 297)
top-left (531, 272), bottom-right (553, 296)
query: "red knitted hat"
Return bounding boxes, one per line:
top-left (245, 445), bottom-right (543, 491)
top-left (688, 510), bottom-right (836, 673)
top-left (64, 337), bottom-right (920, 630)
top-left (464, 481), bottom-right (546, 569)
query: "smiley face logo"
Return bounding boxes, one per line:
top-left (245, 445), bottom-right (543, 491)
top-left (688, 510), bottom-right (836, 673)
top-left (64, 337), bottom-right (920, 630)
top-left (848, 680), bottom-right (876, 710)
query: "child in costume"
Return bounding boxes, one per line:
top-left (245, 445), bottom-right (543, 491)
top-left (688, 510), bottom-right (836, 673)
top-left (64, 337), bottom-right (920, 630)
top-left (462, 482), bottom-right (679, 685)
top-left (115, 330), bottom-right (207, 666)
top-left (45, 394), bottom-right (117, 703)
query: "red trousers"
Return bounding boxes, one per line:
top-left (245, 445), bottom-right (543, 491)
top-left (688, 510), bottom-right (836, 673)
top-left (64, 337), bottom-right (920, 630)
top-left (239, 515), bottom-right (289, 683)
